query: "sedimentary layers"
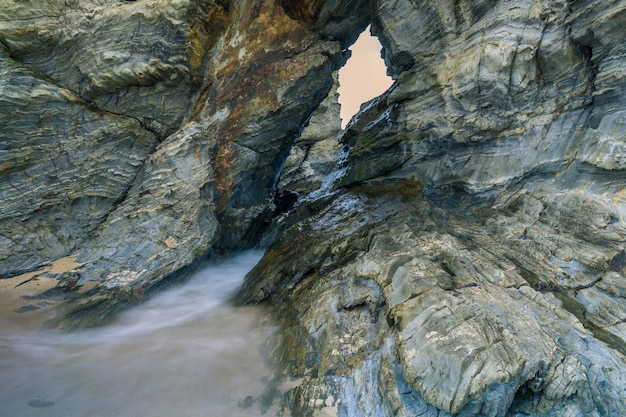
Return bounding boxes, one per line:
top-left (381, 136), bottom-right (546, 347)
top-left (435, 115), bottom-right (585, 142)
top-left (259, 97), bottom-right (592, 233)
top-left (1, 0), bottom-right (366, 324)
top-left (2, 0), bottom-right (626, 416)
top-left (239, 0), bottom-right (626, 415)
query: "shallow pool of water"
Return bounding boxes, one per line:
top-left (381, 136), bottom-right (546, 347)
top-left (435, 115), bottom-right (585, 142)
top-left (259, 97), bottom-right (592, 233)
top-left (0, 251), bottom-right (276, 417)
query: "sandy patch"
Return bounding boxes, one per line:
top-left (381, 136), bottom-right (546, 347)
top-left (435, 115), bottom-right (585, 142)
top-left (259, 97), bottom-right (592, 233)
top-left (0, 257), bottom-right (81, 332)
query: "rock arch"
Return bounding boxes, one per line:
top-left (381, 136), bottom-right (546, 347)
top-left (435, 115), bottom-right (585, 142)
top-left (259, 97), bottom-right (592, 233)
top-left (2, 0), bottom-right (626, 415)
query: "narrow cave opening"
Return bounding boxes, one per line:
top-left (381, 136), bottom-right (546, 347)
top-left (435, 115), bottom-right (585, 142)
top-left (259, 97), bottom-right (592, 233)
top-left (338, 26), bottom-right (392, 128)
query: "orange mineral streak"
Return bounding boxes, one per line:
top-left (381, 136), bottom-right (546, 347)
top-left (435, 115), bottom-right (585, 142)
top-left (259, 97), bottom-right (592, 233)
top-left (188, 25), bottom-right (204, 72)
top-left (186, 2), bottom-right (230, 74)
top-left (209, 0), bottom-right (320, 216)
top-left (214, 141), bottom-right (237, 214)
top-left (215, 144), bottom-right (236, 191)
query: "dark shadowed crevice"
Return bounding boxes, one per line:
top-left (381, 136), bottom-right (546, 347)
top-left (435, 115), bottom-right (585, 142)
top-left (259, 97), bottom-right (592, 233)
top-left (276, 0), bottom-right (371, 49)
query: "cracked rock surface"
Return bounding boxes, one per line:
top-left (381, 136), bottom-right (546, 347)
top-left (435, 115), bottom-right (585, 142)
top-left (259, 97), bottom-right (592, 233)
top-left (1, 0), bottom-right (367, 326)
top-left (2, 0), bottom-right (626, 416)
top-left (240, 0), bottom-right (626, 415)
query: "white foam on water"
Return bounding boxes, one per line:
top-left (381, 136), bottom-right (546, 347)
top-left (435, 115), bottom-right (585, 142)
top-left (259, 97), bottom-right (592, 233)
top-left (0, 251), bottom-right (276, 417)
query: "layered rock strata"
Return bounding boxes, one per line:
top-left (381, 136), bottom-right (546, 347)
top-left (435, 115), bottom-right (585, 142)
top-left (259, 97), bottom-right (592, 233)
top-left (1, 0), bottom-right (367, 325)
top-left (278, 72), bottom-right (342, 196)
top-left (2, 0), bottom-right (626, 416)
top-left (240, 0), bottom-right (626, 415)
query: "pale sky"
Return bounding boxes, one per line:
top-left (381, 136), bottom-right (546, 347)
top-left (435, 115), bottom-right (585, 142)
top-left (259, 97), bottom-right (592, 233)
top-left (338, 28), bottom-right (393, 128)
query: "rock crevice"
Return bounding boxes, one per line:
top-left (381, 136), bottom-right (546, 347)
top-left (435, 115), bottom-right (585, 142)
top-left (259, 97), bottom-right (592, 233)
top-left (2, 0), bottom-right (626, 416)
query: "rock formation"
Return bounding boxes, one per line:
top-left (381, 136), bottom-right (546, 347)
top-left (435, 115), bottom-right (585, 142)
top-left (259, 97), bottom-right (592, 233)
top-left (1, 0), bottom-right (366, 325)
top-left (2, 0), bottom-right (626, 416)
top-left (278, 71), bottom-right (342, 196)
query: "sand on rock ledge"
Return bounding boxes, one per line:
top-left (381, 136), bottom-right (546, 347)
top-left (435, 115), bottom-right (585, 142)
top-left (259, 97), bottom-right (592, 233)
top-left (0, 257), bottom-right (82, 332)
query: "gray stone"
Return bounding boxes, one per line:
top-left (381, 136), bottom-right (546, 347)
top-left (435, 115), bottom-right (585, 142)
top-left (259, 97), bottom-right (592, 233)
top-left (278, 72), bottom-right (342, 195)
top-left (2, 0), bottom-right (626, 415)
top-left (1, 0), bottom-right (369, 326)
top-left (238, 0), bottom-right (626, 415)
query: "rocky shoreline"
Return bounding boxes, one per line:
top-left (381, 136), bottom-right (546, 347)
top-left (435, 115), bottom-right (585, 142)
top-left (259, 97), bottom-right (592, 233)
top-left (2, 0), bottom-right (626, 415)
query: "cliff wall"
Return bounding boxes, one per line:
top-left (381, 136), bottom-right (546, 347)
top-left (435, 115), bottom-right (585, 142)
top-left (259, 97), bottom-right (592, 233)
top-left (1, 0), bottom-right (366, 323)
top-left (2, 0), bottom-right (626, 416)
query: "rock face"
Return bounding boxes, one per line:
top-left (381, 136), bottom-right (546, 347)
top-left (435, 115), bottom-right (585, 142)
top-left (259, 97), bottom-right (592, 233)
top-left (2, 0), bottom-right (626, 416)
top-left (278, 72), bottom-right (342, 195)
top-left (240, 0), bottom-right (626, 415)
top-left (1, 0), bottom-right (367, 325)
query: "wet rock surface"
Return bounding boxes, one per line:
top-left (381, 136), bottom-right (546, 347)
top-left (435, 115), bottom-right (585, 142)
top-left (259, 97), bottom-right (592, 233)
top-left (2, 0), bottom-right (626, 415)
top-left (1, 0), bottom-right (367, 327)
top-left (240, 183), bottom-right (626, 416)
top-left (240, 0), bottom-right (626, 415)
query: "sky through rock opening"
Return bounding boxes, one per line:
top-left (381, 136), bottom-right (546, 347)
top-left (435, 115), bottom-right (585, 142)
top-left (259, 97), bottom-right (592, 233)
top-left (338, 27), bottom-right (393, 128)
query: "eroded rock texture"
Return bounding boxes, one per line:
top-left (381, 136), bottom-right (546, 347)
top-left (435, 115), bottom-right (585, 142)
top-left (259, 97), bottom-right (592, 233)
top-left (240, 0), bottom-right (626, 416)
top-left (1, 0), bottom-right (366, 325)
top-left (2, 0), bottom-right (626, 416)
top-left (278, 72), bottom-right (342, 196)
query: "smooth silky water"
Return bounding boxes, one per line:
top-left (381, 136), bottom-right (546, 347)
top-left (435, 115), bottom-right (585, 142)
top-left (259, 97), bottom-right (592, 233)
top-left (0, 251), bottom-right (277, 417)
